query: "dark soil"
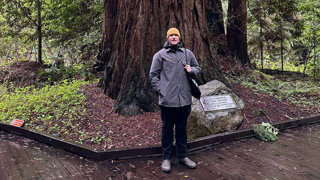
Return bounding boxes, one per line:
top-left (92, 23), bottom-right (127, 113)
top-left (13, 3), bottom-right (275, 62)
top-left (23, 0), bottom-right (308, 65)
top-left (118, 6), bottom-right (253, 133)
top-left (1, 61), bottom-right (319, 150)
top-left (0, 61), bottom-right (45, 87)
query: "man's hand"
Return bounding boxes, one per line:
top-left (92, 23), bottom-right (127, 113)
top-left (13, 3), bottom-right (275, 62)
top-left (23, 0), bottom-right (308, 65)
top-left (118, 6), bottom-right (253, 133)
top-left (184, 65), bottom-right (192, 73)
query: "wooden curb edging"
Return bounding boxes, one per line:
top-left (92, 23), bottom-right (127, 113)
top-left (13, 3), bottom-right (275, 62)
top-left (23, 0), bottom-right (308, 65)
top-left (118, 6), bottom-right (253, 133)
top-left (0, 114), bottom-right (319, 161)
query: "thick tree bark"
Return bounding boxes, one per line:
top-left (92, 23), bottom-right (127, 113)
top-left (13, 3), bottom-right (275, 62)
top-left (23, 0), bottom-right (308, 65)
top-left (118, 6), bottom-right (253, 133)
top-left (227, 0), bottom-right (249, 65)
top-left (98, 0), bottom-right (227, 116)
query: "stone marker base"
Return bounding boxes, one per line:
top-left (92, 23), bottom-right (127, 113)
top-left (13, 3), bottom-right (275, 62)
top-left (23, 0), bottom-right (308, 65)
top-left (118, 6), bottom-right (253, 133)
top-left (187, 80), bottom-right (245, 140)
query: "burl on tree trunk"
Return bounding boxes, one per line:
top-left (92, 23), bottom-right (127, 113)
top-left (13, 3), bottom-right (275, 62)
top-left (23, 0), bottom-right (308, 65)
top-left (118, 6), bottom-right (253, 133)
top-left (96, 0), bottom-right (229, 116)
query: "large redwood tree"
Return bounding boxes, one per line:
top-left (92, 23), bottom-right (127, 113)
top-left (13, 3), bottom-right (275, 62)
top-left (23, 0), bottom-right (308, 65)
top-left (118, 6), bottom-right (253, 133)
top-left (227, 0), bottom-right (250, 65)
top-left (96, 0), bottom-right (231, 116)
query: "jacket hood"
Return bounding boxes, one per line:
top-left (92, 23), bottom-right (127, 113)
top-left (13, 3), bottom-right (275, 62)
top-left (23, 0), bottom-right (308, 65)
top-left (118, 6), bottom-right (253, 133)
top-left (163, 41), bottom-right (184, 49)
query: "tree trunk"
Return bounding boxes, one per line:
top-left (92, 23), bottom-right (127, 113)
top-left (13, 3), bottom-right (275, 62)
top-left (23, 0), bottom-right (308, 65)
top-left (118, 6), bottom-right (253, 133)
top-left (313, 25), bottom-right (316, 80)
top-left (259, 15), bottom-right (263, 69)
top-left (37, 0), bottom-right (43, 64)
top-left (98, 0), bottom-right (227, 116)
top-left (227, 0), bottom-right (249, 65)
top-left (281, 26), bottom-right (284, 71)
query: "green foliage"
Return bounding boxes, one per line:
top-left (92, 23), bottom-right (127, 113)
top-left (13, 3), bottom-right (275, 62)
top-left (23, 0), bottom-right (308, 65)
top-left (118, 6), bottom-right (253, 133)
top-left (37, 61), bottom-right (97, 84)
top-left (235, 70), bottom-right (320, 110)
top-left (253, 58), bottom-right (314, 76)
top-left (46, 0), bottom-right (103, 44)
top-left (0, 79), bottom-right (88, 135)
top-left (248, 0), bottom-right (300, 63)
top-left (0, 0), bottom-right (103, 65)
top-left (253, 122), bottom-right (279, 141)
top-left (248, 0), bottom-right (320, 79)
top-left (298, 0), bottom-right (320, 44)
top-left (0, 13), bottom-right (30, 64)
top-left (0, 0), bottom-right (40, 63)
top-left (298, 0), bottom-right (320, 78)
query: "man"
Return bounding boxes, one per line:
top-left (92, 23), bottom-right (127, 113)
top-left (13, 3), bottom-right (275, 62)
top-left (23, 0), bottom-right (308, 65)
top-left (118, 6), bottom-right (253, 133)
top-left (149, 27), bottom-right (200, 173)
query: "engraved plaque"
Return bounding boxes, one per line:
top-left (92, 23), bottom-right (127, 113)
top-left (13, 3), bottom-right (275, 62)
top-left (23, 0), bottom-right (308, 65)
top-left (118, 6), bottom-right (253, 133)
top-left (200, 94), bottom-right (236, 112)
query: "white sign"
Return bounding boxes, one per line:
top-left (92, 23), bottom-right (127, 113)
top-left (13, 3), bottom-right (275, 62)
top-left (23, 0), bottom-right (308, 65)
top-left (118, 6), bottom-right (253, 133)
top-left (200, 94), bottom-right (236, 112)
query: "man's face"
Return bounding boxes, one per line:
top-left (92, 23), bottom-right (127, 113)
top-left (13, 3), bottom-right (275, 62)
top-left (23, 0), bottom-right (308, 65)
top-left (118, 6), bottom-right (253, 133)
top-left (168, 34), bottom-right (180, 45)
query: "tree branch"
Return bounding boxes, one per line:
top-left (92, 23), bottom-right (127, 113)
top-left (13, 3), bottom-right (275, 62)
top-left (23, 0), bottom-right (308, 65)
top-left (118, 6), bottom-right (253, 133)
top-left (16, 0), bottom-right (38, 27)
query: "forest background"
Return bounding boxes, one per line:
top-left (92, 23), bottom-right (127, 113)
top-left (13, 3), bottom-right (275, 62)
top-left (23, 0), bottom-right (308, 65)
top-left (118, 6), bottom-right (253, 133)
top-left (0, 0), bottom-right (319, 149)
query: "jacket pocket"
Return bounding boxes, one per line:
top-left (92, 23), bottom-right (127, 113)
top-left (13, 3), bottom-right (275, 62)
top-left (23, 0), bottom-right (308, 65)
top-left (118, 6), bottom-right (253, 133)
top-left (159, 91), bottom-right (167, 105)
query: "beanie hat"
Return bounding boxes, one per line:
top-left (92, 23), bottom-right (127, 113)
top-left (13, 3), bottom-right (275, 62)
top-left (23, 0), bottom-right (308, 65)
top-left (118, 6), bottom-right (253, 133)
top-left (166, 28), bottom-right (180, 38)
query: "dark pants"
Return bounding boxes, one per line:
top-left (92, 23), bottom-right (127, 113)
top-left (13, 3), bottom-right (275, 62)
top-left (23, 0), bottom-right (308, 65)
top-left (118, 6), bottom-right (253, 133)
top-left (160, 105), bottom-right (191, 160)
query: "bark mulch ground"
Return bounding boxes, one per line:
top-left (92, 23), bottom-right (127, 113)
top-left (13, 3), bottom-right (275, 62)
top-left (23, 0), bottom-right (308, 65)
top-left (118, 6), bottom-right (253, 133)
top-left (81, 82), bottom-right (316, 150)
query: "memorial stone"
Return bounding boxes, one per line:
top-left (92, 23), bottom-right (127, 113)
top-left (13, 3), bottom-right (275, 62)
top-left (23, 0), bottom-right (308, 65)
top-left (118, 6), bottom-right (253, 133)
top-left (187, 80), bottom-right (244, 140)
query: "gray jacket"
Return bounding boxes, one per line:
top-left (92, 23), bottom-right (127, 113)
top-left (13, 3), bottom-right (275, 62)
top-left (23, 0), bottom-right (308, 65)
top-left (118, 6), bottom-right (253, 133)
top-left (149, 42), bottom-right (200, 107)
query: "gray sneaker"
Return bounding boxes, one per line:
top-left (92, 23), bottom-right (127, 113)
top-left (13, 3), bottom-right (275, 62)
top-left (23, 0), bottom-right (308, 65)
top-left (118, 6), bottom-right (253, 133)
top-left (179, 157), bottom-right (197, 169)
top-left (161, 159), bottom-right (171, 173)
